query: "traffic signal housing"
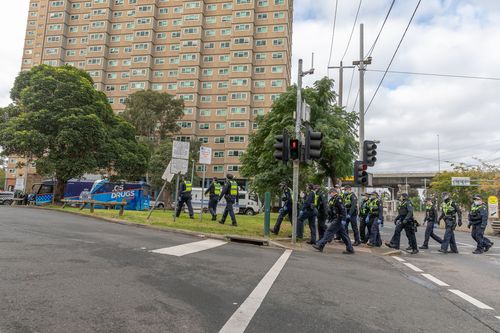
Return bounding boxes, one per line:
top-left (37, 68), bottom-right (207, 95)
top-left (273, 130), bottom-right (289, 162)
top-left (305, 128), bottom-right (323, 162)
top-left (363, 140), bottom-right (377, 167)
top-left (354, 160), bottom-right (368, 186)
top-left (290, 139), bottom-right (300, 160)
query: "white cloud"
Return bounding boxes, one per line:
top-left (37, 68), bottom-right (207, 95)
top-left (292, 0), bottom-right (500, 172)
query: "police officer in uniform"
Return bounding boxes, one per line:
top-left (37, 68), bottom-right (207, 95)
top-left (367, 192), bottom-right (383, 247)
top-left (358, 193), bottom-right (371, 243)
top-left (438, 192), bottom-right (462, 254)
top-left (343, 185), bottom-right (361, 246)
top-left (218, 174), bottom-right (239, 226)
top-left (297, 184), bottom-right (318, 244)
top-left (385, 193), bottom-right (418, 253)
top-left (175, 175), bottom-right (194, 219)
top-left (419, 197), bottom-right (442, 249)
top-left (315, 185), bottom-right (328, 240)
top-left (312, 188), bottom-right (354, 254)
top-left (271, 182), bottom-right (292, 235)
top-left (205, 177), bottom-right (221, 221)
top-left (468, 194), bottom-right (494, 254)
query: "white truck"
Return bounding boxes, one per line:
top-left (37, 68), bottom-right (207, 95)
top-left (188, 187), bottom-right (262, 215)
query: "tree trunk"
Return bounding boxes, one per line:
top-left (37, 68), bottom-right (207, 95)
top-left (54, 177), bottom-right (66, 203)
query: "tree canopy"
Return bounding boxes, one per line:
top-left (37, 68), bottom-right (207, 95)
top-left (240, 77), bottom-right (358, 197)
top-left (121, 89), bottom-right (184, 141)
top-left (0, 65), bottom-right (148, 200)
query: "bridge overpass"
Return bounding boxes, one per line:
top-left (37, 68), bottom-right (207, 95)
top-left (371, 172), bottom-right (437, 196)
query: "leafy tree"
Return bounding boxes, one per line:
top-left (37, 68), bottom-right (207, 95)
top-left (121, 90), bottom-right (184, 142)
top-left (0, 65), bottom-right (148, 201)
top-left (429, 162), bottom-right (500, 208)
top-left (240, 77), bottom-right (358, 197)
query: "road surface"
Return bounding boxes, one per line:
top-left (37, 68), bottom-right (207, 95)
top-left (0, 207), bottom-right (499, 332)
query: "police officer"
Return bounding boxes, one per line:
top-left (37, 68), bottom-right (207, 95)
top-left (343, 185), bottom-right (361, 246)
top-left (218, 174), bottom-right (239, 226)
top-left (205, 177), bottom-right (221, 221)
top-left (385, 193), bottom-right (418, 254)
top-left (297, 183), bottom-right (318, 244)
top-left (438, 192), bottom-right (462, 254)
top-left (419, 197), bottom-right (442, 249)
top-left (367, 192), bottom-right (383, 247)
top-left (312, 188), bottom-right (354, 254)
top-left (175, 175), bottom-right (194, 219)
top-left (358, 193), bottom-right (371, 243)
top-left (468, 194), bottom-right (494, 254)
top-left (315, 185), bottom-right (328, 240)
top-left (271, 182), bottom-right (292, 235)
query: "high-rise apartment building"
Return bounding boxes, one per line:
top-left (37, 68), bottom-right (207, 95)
top-left (21, 0), bottom-right (293, 181)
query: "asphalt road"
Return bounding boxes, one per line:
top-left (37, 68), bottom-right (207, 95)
top-left (0, 207), bottom-right (499, 333)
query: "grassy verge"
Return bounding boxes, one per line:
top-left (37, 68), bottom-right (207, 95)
top-left (49, 206), bottom-right (303, 239)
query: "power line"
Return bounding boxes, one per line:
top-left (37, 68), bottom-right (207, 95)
top-left (365, 0), bottom-right (396, 58)
top-left (340, 0), bottom-right (363, 62)
top-left (365, 0), bottom-right (422, 115)
top-left (327, 0), bottom-right (339, 67)
top-left (366, 69), bottom-right (500, 81)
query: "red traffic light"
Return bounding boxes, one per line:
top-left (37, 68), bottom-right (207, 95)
top-left (290, 139), bottom-right (300, 160)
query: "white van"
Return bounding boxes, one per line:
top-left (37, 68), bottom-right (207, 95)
top-left (189, 187), bottom-right (262, 215)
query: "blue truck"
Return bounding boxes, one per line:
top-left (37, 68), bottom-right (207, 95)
top-left (31, 179), bottom-right (150, 211)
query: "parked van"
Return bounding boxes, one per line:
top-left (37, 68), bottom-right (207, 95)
top-left (188, 187), bottom-right (262, 215)
top-left (0, 191), bottom-right (15, 205)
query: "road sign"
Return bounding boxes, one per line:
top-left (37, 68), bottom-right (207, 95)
top-left (14, 178), bottom-right (24, 191)
top-left (172, 141), bottom-right (190, 159)
top-left (488, 196), bottom-right (498, 219)
top-left (199, 146), bottom-right (212, 165)
top-left (170, 158), bottom-right (189, 174)
top-left (161, 161), bottom-right (175, 182)
top-left (451, 177), bottom-right (470, 186)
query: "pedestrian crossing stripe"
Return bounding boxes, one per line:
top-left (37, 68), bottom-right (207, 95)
top-left (151, 239), bottom-right (227, 257)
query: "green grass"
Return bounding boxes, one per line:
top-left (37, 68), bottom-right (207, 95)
top-left (50, 206), bottom-right (301, 239)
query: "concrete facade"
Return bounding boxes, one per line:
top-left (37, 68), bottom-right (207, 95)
top-left (20, 0), bottom-right (293, 180)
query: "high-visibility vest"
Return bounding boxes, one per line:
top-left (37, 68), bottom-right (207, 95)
top-left (441, 200), bottom-right (456, 216)
top-left (214, 183), bottom-right (221, 196)
top-left (183, 181), bottom-right (192, 192)
top-left (344, 193), bottom-right (352, 206)
top-left (230, 181), bottom-right (238, 196)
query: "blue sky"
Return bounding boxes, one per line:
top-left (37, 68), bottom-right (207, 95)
top-left (1, 0), bottom-right (500, 172)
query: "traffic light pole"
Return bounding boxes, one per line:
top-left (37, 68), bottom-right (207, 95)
top-left (292, 58), bottom-right (314, 244)
top-left (292, 59), bottom-right (303, 245)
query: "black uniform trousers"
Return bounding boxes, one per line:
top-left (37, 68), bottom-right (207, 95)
top-left (208, 195), bottom-right (218, 220)
top-left (471, 224), bottom-right (492, 251)
top-left (389, 223), bottom-right (405, 249)
top-left (345, 214), bottom-right (361, 243)
top-left (297, 209), bottom-right (318, 243)
top-left (423, 221), bottom-right (442, 246)
top-left (272, 204), bottom-right (292, 234)
top-left (359, 214), bottom-right (370, 243)
top-left (316, 220), bottom-right (353, 252)
top-left (220, 198), bottom-right (237, 225)
top-left (404, 223), bottom-right (418, 250)
top-left (176, 194), bottom-right (194, 218)
top-left (368, 215), bottom-right (382, 247)
top-left (441, 218), bottom-right (458, 253)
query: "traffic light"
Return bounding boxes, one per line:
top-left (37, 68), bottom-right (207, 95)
top-left (363, 140), bottom-right (377, 167)
top-left (354, 160), bottom-right (368, 186)
top-left (290, 139), bottom-right (300, 160)
top-left (305, 128), bottom-right (323, 161)
top-left (273, 130), bottom-right (289, 162)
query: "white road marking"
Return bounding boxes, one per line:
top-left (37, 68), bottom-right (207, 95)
top-left (457, 242), bottom-right (474, 248)
top-left (393, 256), bottom-right (406, 262)
top-left (495, 316), bottom-right (500, 320)
top-left (448, 289), bottom-right (494, 310)
top-left (151, 239), bottom-right (226, 257)
top-left (421, 273), bottom-right (450, 287)
top-left (219, 250), bottom-right (292, 333)
top-left (403, 263), bottom-right (423, 272)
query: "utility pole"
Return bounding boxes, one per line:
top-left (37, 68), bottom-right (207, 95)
top-left (352, 23), bottom-right (372, 161)
top-left (437, 134), bottom-right (441, 173)
top-left (292, 57), bottom-right (314, 244)
top-left (328, 61), bottom-right (355, 107)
